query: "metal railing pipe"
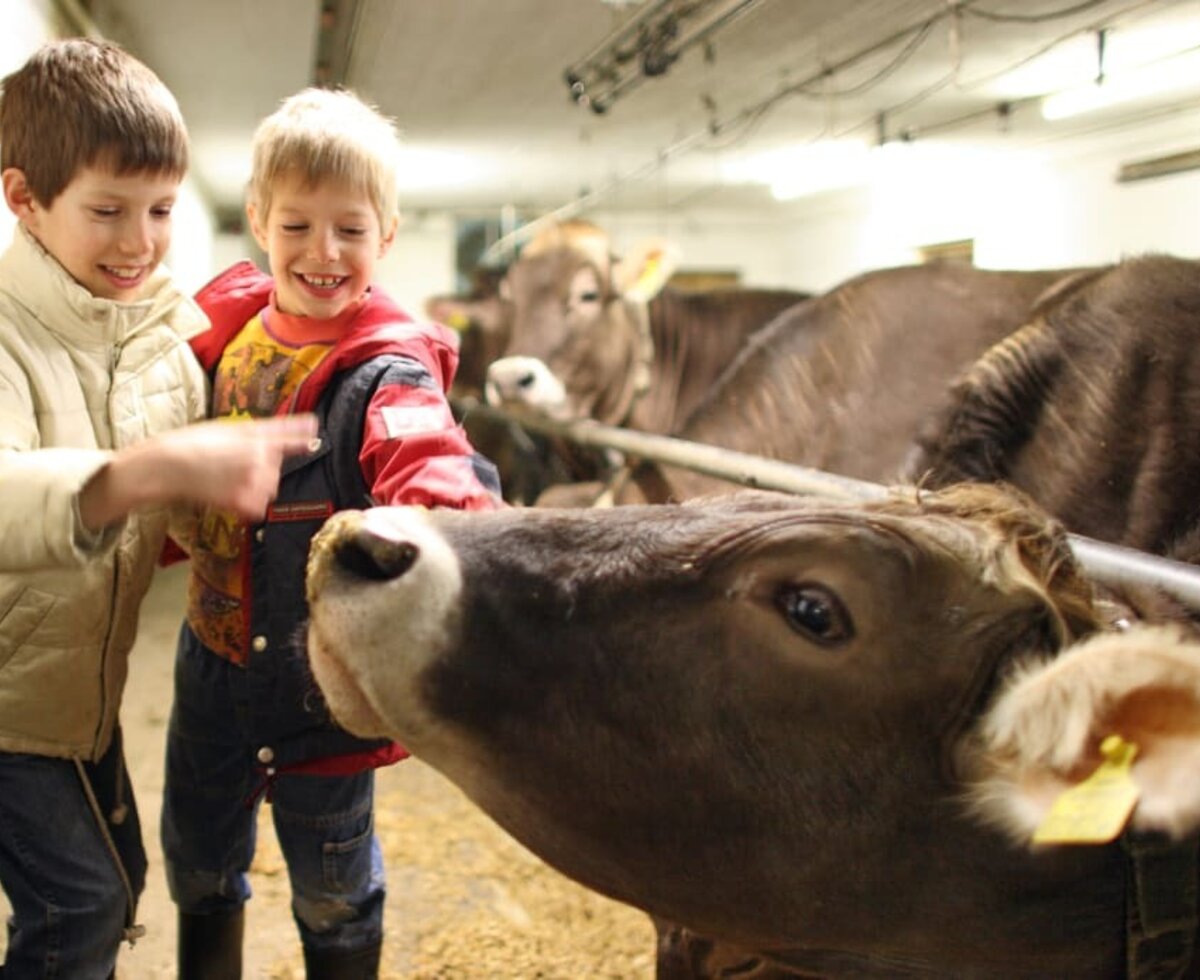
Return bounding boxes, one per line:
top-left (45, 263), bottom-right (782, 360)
top-left (465, 403), bottom-right (1200, 612)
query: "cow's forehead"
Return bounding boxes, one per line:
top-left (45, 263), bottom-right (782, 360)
top-left (522, 221), bottom-right (612, 274)
top-left (428, 487), bottom-right (1087, 622)
top-left (509, 243), bottom-right (611, 296)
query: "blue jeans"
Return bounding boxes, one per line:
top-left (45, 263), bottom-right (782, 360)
top-left (0, 729), bottom-right (146, 979)
top-left (161, 624), bottom-right (385, 954)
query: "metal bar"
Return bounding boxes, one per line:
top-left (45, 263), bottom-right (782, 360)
top-left (564, 0), bottom-right (675, 86)
top-left (466, 403), bottom-right (1200, 613)
top-left (1064, 537), bottom-right (1200, 611)
top-left (51, 0), bottom-right (102, 37)
top-left (667, 0), bottom-right (765, 66)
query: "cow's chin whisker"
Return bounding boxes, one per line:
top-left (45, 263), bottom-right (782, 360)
top-left (307, 633), bottom-right (393, 739)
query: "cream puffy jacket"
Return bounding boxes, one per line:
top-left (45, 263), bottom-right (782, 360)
top-left (0, 227), bottom-right (209, 761)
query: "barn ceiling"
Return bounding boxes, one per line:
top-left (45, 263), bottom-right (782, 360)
top-left (81, 0), bottom-right (1200, 227)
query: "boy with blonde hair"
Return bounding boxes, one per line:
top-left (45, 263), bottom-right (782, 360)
top-left (162, 87), bottom-right (501, 978)
top-left (0, 38), bottom-right (316, 979)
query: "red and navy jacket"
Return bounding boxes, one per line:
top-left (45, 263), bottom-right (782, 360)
top-left (187, 261), bottom-right (503, 779)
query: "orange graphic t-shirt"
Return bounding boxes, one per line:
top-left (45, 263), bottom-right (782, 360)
top-left (186, 302), bottom-right (351, 663)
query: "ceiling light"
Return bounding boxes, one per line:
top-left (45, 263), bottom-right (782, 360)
top-left (723, 140), bottom-right (873, 200)
top-left (395, 147), bottom-right (484, 191)
top-left (1041, 46), bottom-right (1200, 120)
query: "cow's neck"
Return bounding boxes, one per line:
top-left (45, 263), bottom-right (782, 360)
top-left (713, 802), bottom-right (1131, 977)
top-left (628, 289), bottom-right (773, 435)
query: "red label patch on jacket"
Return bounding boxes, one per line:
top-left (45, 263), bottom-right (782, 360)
top-left (379, 405), bottom-right (446, 438)
top-left (266, 500), bottom-right (334, 522)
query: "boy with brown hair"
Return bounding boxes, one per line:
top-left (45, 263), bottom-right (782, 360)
top-left (0, 38), bottom-right (317, 979)
top-left (161, 87), bottom-right (501, 978)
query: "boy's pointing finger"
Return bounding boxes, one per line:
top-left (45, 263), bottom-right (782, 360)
top-left (251, 414), bottom-right (321, 455)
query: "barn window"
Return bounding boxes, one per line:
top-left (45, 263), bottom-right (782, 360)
top-left (919, 239), bottom-right (975, 266)
top-left (669, 269), bottom-right (742, 292)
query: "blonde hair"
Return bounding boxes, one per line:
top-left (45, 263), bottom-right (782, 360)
top-left (0, 38), bottom-right (188, 206)
top-left (248, 87), bottom-right (399, 227)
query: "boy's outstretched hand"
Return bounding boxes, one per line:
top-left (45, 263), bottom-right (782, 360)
top-left (79, 415), bottom-right (320, 531)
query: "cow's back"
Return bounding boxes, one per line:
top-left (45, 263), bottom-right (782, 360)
top-left (641, 263), bottom-right (1078, 501)
top-left (913, 254), bottom-right (1200, 557)
top-left (631, 286), bottom-right (808, 434)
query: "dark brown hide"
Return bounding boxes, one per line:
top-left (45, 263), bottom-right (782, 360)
top-left (622, 263), bottom-right (1084, 504)
top-left (910, 254), bottom-right (1200, 561)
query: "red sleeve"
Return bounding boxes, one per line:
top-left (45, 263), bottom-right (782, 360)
top-left (359, 380), bottom-right (503, 511)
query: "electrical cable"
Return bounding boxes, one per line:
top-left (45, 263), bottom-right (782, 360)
top-left (965, 0), bottom-right (1115, 23)
top-left (484, 0), bottom-right (1188, 258)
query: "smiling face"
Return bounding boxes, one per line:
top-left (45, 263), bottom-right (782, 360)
top-left (5, 163), bottom-right (179, 301)
top-left (249, 172), bottom-right (395, 319)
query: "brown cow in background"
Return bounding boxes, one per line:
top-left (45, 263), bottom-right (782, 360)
top-left (607, 261), bottom-right (1085, 505)
top-left (429, 220), bottom-right (809, 502)
top-left (485, 220), bottom-right (809, 434)
top-left (642, 253), bottom-right (1200, 975)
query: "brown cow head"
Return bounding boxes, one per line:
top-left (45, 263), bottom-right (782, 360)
top-left (305, 483), bottom-right (1200, 972)
top-left (484, 220), bottom-right (676, 425)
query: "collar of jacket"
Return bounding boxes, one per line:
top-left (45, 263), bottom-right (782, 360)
top-left (190, 259), bottom-right (464, 412)
top-left (0, 225), bottom-right (208, 348)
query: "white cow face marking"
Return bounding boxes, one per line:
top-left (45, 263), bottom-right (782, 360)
top-left (306, 507), bottom-right (464, 743)
top-left (484, 355), bottom-right (569, 416)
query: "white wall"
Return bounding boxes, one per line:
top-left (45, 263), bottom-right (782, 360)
top-left (585, 206), bottom-right (798, 290)
top-left (375, 210), bottom-right (457, 316)
top-left (412, 103), bottom-right (1200, 303)
top-left (164, 180), bottom-right (217, 293)
top-left (773, 110), bottom-right (1200, 292)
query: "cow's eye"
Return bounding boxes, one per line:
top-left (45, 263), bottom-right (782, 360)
top-left (776, 585), bottom-right (852, 646)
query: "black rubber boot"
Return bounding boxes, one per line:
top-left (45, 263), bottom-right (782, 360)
top-left (303, 941), bottom-right (382, 979)
top-left (177, 908), bottom-right (245, 980)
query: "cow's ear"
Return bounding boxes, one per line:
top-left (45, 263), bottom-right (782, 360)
top-left (969, 624), bottom-right (1200, 843)
top-left (426, 297), bottom-right (477, 333)
top-left (613, 239), bottom-right (680, 302)
top-left (425, 295), bottom-right (506, 336)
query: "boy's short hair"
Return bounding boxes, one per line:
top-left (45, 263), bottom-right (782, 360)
top-left (0, 37), bottom-right (188, 207)
top-left (249, 88), bottom-right (400, 228)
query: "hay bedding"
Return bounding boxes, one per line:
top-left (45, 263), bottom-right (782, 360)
top-left (250, 758), bottom-right (655, 979)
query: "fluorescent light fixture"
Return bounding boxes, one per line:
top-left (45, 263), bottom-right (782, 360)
top-left (724, 140), bottom-right (873, 200)
top-left (1041, 46), bottom-right (1200, 120)
top-left (396, 147), bottom-right (485, 191)
top-left (997, 20), bottom-right (1200, 100)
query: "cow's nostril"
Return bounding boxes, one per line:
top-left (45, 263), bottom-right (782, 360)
top-left (334, 535), bottom-right (418, 582)
top-left (517, 372), bottom-right (537, 390)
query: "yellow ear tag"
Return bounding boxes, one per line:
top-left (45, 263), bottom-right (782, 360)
top-left (1033, 734), bottom-right (1140, 845)
top-left (627, 253), bottom-right (667, 302)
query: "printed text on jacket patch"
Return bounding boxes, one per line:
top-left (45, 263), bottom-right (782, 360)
top-left (380, 405), bottom-right (446, 438)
